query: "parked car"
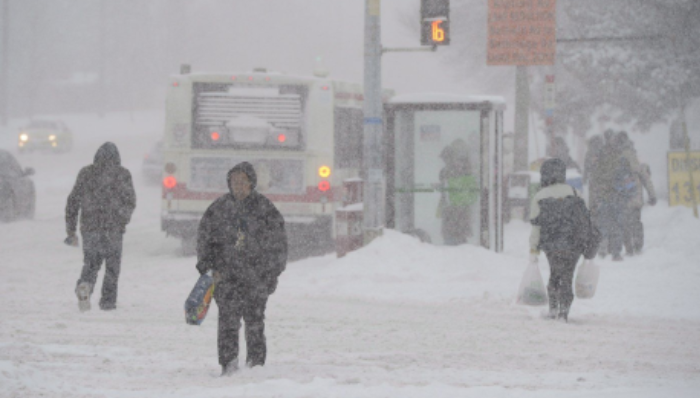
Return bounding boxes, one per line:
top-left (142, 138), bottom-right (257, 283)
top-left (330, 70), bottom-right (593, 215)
top-left (142, 140), bottom-right (163, 184)
top-left (17, 120), bottom-right (73, 153)
top-left (0, 149), bottom-right (36, 222)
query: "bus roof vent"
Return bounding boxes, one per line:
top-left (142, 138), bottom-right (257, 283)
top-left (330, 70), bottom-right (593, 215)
top-left (180, 64), bottom-right (191, 74)
top-left (253, 67), bottom-right (267, 73)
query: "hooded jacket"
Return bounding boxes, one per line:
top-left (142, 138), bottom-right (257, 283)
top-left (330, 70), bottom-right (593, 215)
top-left (196, 162), bottom-right (287, 295)
top-left (529, 158), bottom-right (576, 253)
top-left (66, 142), bottom-right (136, 234)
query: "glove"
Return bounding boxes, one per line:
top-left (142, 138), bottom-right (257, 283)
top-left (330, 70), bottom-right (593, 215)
top-left (529, 253), bottom-right (539, 264)
top-left (648, 197), bottom-right (657, 206)
top-left (64, 233), bottom-right (79, 247)
top-left (196, 260), bottom-right (211, 275)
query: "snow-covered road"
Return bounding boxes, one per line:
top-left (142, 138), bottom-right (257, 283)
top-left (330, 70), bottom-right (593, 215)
top-left (1, 112), bottom-right (699, 396)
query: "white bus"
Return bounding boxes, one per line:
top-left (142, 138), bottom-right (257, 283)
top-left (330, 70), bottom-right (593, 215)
top-left (160, 67), bottom-right (392, 256)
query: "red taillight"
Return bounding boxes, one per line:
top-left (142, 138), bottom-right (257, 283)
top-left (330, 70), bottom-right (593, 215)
top-left (172, 81), bottom-right (179, 87)
top-left (277, 133), bottom-right (286, 143)
top-left (318, 180), bottom-right (330, 192)
top-left (231, 76), bottom-right (237, 81)
top-left (163, 176), bottom-right (177, 189)
top-left (211, 131), bottom-right (220, 141)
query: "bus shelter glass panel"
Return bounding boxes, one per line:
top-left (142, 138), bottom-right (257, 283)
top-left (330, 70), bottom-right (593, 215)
top-left (394, 110), bottom-right (482, 246)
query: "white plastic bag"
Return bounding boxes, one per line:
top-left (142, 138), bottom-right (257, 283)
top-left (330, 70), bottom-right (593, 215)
top-left (575, 259), bottom-right (600, 299)
top-left (517, 261), bottom-right (548, 306)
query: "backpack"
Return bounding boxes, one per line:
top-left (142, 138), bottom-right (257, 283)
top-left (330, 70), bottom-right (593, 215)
top-left (613, 157), bottom-right (637, 199)
top-left (532, 190), bottom-right (600, 258)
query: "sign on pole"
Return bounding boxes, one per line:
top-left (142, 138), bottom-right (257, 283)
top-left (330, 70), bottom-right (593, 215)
top-left (668, 151), bottom-right (700, 207)
top-left (543, 74), bottom-right (556, 111)
top-left (487, 0), bottom-right (556, 66)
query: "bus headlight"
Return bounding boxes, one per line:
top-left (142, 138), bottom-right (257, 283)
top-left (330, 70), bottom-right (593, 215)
top-left (48, 135), bottom-right (56, 141)
top-left (19, 133), bottom-right (29, 142)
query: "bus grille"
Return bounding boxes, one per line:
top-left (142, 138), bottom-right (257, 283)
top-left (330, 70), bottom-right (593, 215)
top-left (195, 92), bottom-right (303, 129)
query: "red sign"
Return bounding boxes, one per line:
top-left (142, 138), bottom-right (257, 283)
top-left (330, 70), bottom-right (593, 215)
top-left (487, 0), bottom-right (556, 66)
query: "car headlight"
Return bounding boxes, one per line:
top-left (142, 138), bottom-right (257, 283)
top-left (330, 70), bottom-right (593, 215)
top-left (48, 134), bottom-right (56, 141)
top-left (19, 133), bottom-right (29, 142)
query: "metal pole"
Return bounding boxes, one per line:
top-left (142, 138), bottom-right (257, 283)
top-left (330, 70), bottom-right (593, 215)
top-left (514, 65), bottom-right (529, 171)
top-left (363, 0), bottom-right (384, 244)
top-left (0, 0), bottom-right (8, 127)
top-left (680, 104), bottom-right (699, 218)
top-left (98, 0), bottom-right (105, 118)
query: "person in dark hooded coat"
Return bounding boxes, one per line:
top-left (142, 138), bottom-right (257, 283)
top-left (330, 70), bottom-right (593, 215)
top-left (65, 142), bottom-right (136, 312)
top-left (196, 161), bottom-right (287, 376)
top-left (529, 158), bottom-right (590, 322)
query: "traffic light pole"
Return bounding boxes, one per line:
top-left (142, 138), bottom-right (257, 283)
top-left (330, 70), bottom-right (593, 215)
top-left (1, 0), bottom-right (8, 127)
top-left (362, 0), bottom-right (384, 245)
top-left (382, 45), bottom-right (437, 54)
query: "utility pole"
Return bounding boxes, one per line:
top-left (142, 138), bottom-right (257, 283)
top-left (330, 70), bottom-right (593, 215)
top-left (98, 0), bottom-right (105, 118)
top-left (0, 0), bottom-right (9, 127)
top-left (362, 0), bottom-right (384, 244)
top-left (513, 66), bottom-right (529, 170)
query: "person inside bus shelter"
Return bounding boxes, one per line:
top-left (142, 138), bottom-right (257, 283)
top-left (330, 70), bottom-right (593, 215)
top-left (436, 139), bottom-right (479, 246)
top-left (195, 162), bottom-right (287, 376)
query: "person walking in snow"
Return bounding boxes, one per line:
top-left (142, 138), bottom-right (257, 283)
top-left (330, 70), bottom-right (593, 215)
top-left (550, 136), bottom-right (581, 173)
top-left (196, 162), bottom-right (287, 376)
top-left (65, 142), bottom-right (136, 312)
top-left (617, 132), bottom-right (657, 256)
top-left (529, 158), bottom-right (597, 322)
top-left (592, 130), bottom-right (638, 261)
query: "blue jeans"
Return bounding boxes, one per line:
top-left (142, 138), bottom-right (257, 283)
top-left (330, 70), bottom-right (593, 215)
top-left (76, 231), bottom-right (123, 309)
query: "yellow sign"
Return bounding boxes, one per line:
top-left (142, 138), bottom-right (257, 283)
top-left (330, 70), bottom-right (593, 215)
top-left (668, 151), bottom-right (700, 207)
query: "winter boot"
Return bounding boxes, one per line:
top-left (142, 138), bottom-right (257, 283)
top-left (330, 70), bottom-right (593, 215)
top-left (558, 309), bottom-right (569, 323)
top-left (221, 358), bottom-right (239, 377)
top-left (75, 282), bottom-right (92, 312)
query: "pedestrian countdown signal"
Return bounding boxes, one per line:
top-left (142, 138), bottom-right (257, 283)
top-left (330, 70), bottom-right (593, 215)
top-left (421, 0), bottom-right (450, 46)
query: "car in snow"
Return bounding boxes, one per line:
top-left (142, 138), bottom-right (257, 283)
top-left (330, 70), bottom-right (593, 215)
top-left (17, 120), bottom-right (74, 153)
top-left (141, 140), bottom-right (163, 184)
top-left (0, 149), bottom-right (36, 222)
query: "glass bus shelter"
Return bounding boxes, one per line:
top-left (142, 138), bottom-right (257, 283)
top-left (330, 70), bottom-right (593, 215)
top-left (384, 94), bottom-right (506, 252)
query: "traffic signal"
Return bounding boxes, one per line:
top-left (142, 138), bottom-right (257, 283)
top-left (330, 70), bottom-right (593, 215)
top-left (421, 0), bottom-right (450, 46)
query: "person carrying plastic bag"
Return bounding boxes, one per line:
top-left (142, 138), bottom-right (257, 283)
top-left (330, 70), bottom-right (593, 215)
top-left (528, 158), bottom-right (600, 322)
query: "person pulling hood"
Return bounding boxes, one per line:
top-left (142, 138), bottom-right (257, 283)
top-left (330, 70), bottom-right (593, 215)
top-left (93, 142), bottom-right (122, 168)
top-left (226, 161), bottom-right (258, 196)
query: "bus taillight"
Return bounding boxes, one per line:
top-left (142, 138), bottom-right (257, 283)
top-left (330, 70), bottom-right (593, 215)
top-left (163, 176), bottom-right (177, 189)
top-left (318, 180), bottom-right (330, 192)
top-left (277, 133), bottom-right (286, 143)
top-left (211, 131), bottom-right (220, 141)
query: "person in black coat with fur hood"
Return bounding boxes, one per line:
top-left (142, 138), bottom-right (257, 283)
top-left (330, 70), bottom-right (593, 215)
top-left (196, 162), bottom-right (287, 376)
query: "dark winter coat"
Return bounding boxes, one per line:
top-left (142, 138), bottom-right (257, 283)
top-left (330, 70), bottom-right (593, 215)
top-left (66, 142), bottom-right (136, 234)
top-left (196, 162), bottom-right (287, 296)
